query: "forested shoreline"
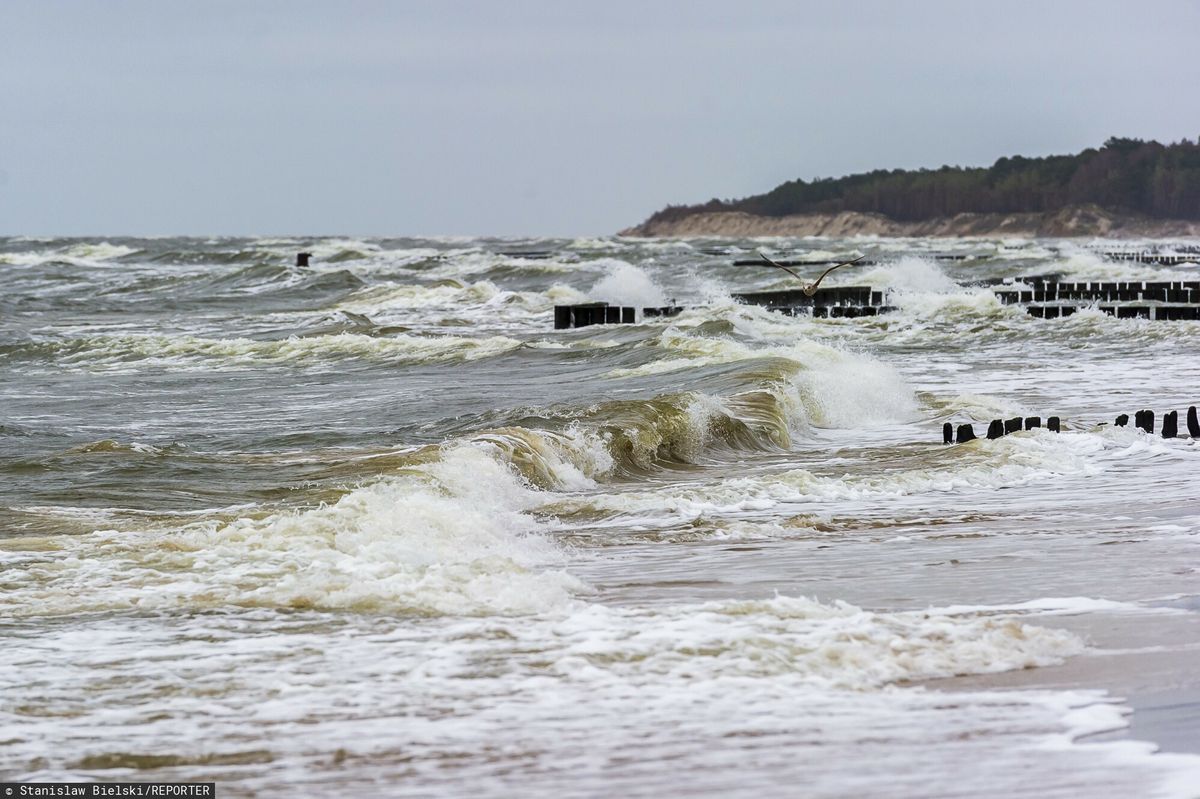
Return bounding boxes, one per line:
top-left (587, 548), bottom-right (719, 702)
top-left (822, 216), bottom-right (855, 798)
top-left (638, 138), bottom-right (1200, 230)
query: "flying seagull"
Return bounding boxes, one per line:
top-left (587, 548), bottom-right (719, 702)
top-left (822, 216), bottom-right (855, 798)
top-left (756, 252), bottom-right (866, 296)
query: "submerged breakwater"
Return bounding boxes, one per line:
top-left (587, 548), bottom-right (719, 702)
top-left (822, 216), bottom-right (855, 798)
top-left (2, 235), bottom-right (1199, 797)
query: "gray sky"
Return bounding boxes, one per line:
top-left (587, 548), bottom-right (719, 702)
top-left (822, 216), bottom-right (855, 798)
top-left (2, 0), bottom-right (1198, 236)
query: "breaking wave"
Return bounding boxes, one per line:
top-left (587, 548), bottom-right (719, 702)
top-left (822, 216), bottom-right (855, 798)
top-left (0, 445), bottom-right (584, 617)
top-left (550, 428), bottom-right (1107, 521)
top-left (3, 331), bottom-right (525, 370)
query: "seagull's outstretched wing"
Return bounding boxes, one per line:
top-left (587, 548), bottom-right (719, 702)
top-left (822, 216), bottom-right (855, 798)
top-left (757, 252), bottom-right (805, 282)
top-left (804, 254), bottom-right (866, 297)
top-left (756, 252), bottom-right (866, 296)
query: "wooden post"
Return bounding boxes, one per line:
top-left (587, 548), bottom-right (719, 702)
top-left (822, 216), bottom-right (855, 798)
top-left (1047, 416), bottom-right (1060, 432)
top-left (956, 423), bottom-right (977, 443)
top-left (987, 420), bottom-right (1005, 439)
top-left (1162, 410), bottom-right (1178, 439)
top-left (943, 422), bottom-right (953, 444)
top-left (1189, 406), bottom-right (1200, 438)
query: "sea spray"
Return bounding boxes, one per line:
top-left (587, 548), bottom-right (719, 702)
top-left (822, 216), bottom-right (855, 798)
top-left (591, 261), bottom-right (668, 308)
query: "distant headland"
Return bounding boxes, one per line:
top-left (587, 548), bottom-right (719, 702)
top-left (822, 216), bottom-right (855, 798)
top-left (621, 138), bottom-right (1200, 238)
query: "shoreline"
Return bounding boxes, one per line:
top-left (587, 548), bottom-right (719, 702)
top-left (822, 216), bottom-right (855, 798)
top-left (935, 603), bottom-right (1200, 756)
top-left (621, 207), bottom-right (1200, 239)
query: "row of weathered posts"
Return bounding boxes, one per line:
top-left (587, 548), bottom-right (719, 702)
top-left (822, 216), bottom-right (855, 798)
top-left (554, 274), bottom-right (1200, 328)
top-left (945, 416), bottom-right (1061, 444)
top-left (944, 406), bottom-right (1200, 444)
top-left (1092, 251), bottom-right (1199, 266)
top-left (991, 277), bottom-right (1200, 303)
top-left (986, 276), bottom-right (1200, 319)
top-left (553, 285), bottom-right (896, 329)
top-left (1114, 407), bottom-right (1200, 438)
top-left (553, 304), bottom-right (636, 329)
top-left (548, 241), bottom-right (1200, 330)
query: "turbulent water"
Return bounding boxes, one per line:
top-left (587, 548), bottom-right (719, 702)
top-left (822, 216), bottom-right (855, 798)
top-left (2, 235), bottom-right (1199, 797)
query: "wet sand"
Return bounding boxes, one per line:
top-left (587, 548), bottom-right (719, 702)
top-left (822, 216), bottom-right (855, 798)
top-left (940, 605), bottom-right (1200, 754)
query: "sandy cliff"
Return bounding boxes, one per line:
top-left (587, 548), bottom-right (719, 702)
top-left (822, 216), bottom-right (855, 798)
top-left (620, 205), bottom-right (1200, 238)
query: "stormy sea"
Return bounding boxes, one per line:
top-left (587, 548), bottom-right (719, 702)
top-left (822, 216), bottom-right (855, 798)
top-left (2, 235), bottom-right (1199, 797)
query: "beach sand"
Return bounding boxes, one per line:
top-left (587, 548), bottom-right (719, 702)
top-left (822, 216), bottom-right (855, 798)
top-left (941, 605), bottom-right (1200, 754)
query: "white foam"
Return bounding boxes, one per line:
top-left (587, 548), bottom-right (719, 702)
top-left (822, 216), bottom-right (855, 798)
top-left (568, 237), bottom-right (631, 251)
top-left (794, 354), bottom-right (919, 427)
top-left (9, 591), bottom-right (1177, 797)
top-left (40, 331), bottom-right (524, 372)
top-left (605, 316), bottom-right (919, 430)
top-left (563, 430), bottom-right (1102, 520)
top-left (63, 242), bottom-right (140, 261)
top-left (0, 445), bottom-right (585, 617)
top-left (0, 250), bottom-right (55, 266)
top-left (0, 241), bottom-right (139, 267)
top-left (336, 279), bottom-right (501, 311)
top-left (590, 261), bottom-right (667, 308)
top-left (544, 594), bottom-right (1082, 688)
top-left (1055, 245), bottom-right (1199, 281)
top-left (853, 256), bottom-right (961, 293)
top-left (937, 596), bottom-right (1170, 617)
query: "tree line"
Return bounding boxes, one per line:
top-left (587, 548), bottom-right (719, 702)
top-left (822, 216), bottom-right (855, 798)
top-left (646, 138), bottom-right (1200, 224)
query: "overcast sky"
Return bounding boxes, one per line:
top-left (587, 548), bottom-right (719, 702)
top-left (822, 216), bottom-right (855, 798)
top-left (1, 0), bottom-right (1198, 236)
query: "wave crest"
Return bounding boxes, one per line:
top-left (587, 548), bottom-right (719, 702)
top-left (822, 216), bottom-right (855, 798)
top-left (5, 332), bottom-right (524, 371)
top-left (0, 446), bottom-right (584, 617)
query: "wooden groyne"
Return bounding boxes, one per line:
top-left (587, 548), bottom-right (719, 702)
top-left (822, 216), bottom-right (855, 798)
top-left (945, 417), bottom-right (1061, 444)
top-left (731, 286), bottom-right (887, 307)
top-left (1025, 305), bottom-right (1200, 320)
top-left (554, 303), bottom-right (636, 329)
top-left (993, 280), bottom-right (1200, 304)
top-left (1118, 406), bottom-right (1200, 438)
top-left (551, 260), bottom-right (1200, 330)
top-left (1093, 251), bottom-right (1199, 266)
top-left (730, 254), bottom-right (974, 267)
top-left (944, 405), bottom-right (1199, 444)
top-left (988, 277), bottom-right (1200, 320)
top-left (552, 301), bottom-right (895, 329)
top-left (555, 285), bottom-right (897, 329)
